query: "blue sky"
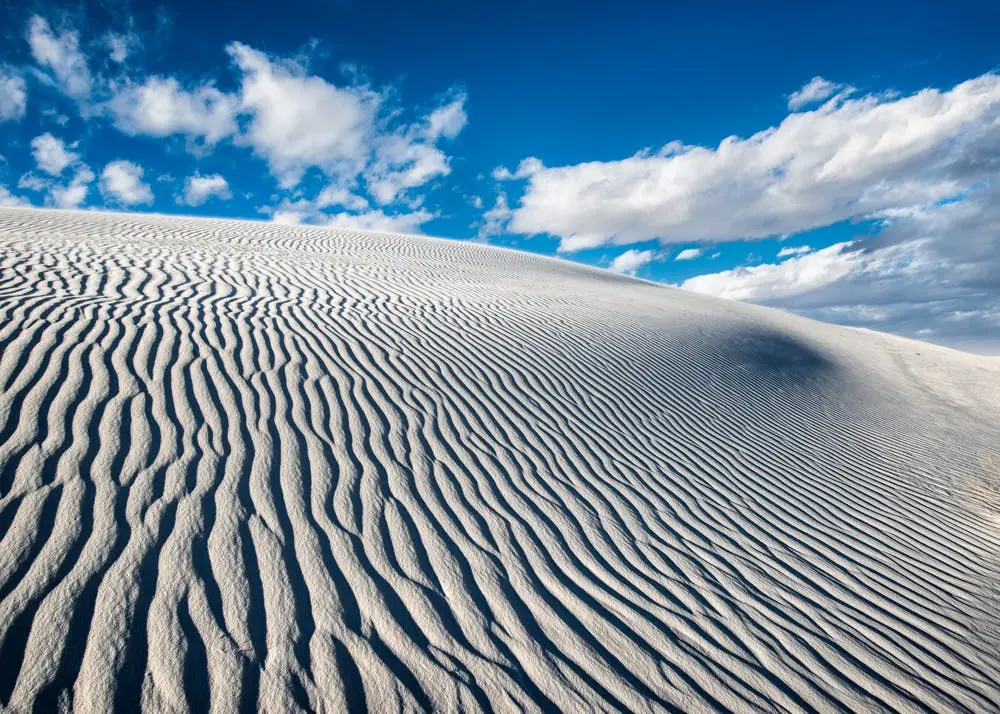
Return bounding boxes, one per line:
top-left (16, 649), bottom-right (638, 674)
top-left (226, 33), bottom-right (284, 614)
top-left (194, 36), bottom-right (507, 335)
top-left (1, 0), bottom-right (999, 351)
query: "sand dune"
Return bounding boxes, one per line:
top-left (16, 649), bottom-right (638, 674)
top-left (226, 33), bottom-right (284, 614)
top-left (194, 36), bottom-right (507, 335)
top-left (0, 207), bottom-right (998, 713)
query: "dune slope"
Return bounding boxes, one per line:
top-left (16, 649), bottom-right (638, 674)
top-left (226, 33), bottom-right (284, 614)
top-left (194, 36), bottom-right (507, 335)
top-left (0, 207), bottom-right (998, 713)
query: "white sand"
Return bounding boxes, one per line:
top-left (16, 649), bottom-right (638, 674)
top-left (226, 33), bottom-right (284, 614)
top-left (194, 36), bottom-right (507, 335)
top-left (0, 206), bottom-right (998, 713)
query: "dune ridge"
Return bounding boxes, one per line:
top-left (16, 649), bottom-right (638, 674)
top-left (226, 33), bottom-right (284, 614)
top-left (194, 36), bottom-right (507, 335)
top-left (0, 207), bottom-right (998, 713)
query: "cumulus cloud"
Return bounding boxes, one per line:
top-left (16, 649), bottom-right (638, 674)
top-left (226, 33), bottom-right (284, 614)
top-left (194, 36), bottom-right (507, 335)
top-left (100, 160), bottom-right (154, 205)
top-left (610, 248), bottom-right (658, 275)
top-left (366, 136), bottom-right (450, 204)
top-left (425, 93), bottom-right (468, 140)
top-left (265, 197), bottom-right (434, 234)
top-left (682, 183), bottom-right (1000, 351)
top-left (478, 192), bottom-right (513, 239)
top-left (108, 77), bottom-right (238, 146)
top-left (0, 186), bottom-right (30, 207)
top-left (315, 184), bottom-right (369, 211)
top-left (31, 133), bottom-right (77, 175)
top-left (49, 166), bottom-right (94, 208)
top-left (492, 157), bottom-right (543, 181)
top-left (18, 159), bottom-right (95, 209)
top-left (0, 69), bottom-right (27, 121)
top-left (271, 210), bottom-right (306, 225)
top-left (777, 245), bottom-right (813, 258)
top-left (17, 173), bottom-right (48, 192)
top-left (787, 76), bottom-right (842, 111)
top-left (364, 93), bottom-right (468, 204)
top-left (182, 173), bottom-right (231, 205)
top-left (27, 16), bottom-right (92, 100)
top-left (323, 208), bottom-right (436, 234)
top-left (105, 44), bottom-right (467, 203)
top-left (508, 72), bottom-right (1000, 252)
top-left (683, 242), bottom-right (860, 301)
top-left (16, 16), bottom-right (466, 221)
top-left (227, 42), bottom-right (381, 188)
top-left (674, 247), bottom-right (703, 261)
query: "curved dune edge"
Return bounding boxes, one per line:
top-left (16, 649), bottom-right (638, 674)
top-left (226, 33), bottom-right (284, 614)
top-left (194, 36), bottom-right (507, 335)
top-left (0, 207), bottom-right (998, 713)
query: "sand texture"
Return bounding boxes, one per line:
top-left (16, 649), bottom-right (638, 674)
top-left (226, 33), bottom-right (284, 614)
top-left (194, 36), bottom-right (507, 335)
top-left (1, 207), bottom-right (998, 713)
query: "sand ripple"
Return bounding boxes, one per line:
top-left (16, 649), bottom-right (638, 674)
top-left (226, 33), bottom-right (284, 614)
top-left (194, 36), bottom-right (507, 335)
top-left (1, 208), bottom-right (998, 713)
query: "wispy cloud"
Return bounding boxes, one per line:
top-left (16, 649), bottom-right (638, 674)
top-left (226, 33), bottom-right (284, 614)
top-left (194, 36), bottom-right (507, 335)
top-left (323, 208), bottom-right (436, 233)
top-left (493, 157), bottom-right (543, 181)
top-left (777, 245), bottom-right (812, 258)
top-left (478, 192), bottom-right (512, 239)
top-left (27, 16), bottom-right (92, 101)
top-left (0, 69), bottom-right (27, 121)
top-left (674, 248), bottom-right (703, 261)
top-left (787, 76), bottom-right (842, 111)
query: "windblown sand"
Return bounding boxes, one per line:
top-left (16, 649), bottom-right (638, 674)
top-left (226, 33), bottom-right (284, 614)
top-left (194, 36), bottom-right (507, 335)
top-left (0, 207), bottom-right (998, 713)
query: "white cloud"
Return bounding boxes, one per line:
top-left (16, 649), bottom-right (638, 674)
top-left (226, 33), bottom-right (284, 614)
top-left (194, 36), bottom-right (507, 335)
top-left (364, 93), bottom-right (468, 204)
top-left (366, 135), bottom-right (450, 204)
top-left (674, 247), bottom-right (703, 261)
top-left (49, 166), bottom-right (94, 208)
top-left (18, 173), bottom-right (49, 192)
top-left (100, 160), bottom-right (154, 205)
top-left (508, 72), bottom-right (1000, 252)
top-left (478, 192), bottom-right (513, 238)
top-left (681, 183), bottom-right (1000, 351)
top-left (323, 208), bottom-right (435, 234)
top-left (73, 33), bottom-right (464, 215)
top-left (610, 248), bottom-right (658, 275)
top-left (424, 93), bottom-right (468, 141)
top-left (31, 133), bottom-right (77, 175)
top-left (182, 173), bottom-right (231, 205)
top-left (265, 198), bottom-right (435, 231)
top-left (108, 77), bottom-right (238, 146)
top-left (682, 242), bottom-right (860, 301)
top-left (271, 210), bottom-right (305, 225)
top-left (777, 245), bottom-right (813, 258)
top-left (227, 42), bottom-right (381, 188)
top-left (787, 76), bottom-right (842, 111)
top-left (0, 186), bottom-right (31, 207)
top-left (105, 31), bottom-right (141, 64)
top-left (493, 157), bottom-right (543, 181)
top-left (27, 16), bottom-right (92, 100)
top-left (17, 162), bottom-right (94, 209)
top-left (0, 69), bottom-right (27, 121)
top-left (315, 184), bottom-right (368, 211)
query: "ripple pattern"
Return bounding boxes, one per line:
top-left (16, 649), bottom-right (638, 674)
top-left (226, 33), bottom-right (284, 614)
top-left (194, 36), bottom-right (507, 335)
top-left (1, 207), bottom-right (998, 713)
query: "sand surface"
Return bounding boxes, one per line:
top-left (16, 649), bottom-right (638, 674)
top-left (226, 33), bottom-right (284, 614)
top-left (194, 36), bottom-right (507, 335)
top-left (0, 207), bottom-right (998, 713)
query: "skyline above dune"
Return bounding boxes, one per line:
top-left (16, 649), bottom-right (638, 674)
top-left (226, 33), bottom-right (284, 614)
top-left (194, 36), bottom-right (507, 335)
top-left (0, 0), bottom-right (998, 352)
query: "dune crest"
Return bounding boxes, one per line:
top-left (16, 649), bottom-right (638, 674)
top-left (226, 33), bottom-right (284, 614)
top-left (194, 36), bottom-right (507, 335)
top-left (0, 207), bottom-right (998, 713)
